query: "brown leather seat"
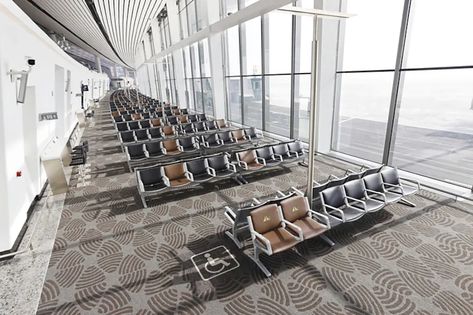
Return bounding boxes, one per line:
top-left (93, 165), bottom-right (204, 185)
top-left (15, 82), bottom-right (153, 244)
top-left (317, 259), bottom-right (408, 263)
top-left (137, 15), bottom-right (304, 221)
top-left (162, 139), bottom-right (182, 155)
top-left (280, 196), bottom-right (327, 240)
top-left (250, 204), bottom-right (299, 254)
top-left (216, 119), bottom-right (228, 129)
top-left (150, 118), bottom-right (162, 127)
top-left (180, 115), bottom-right (189, 124)
top-left (238, 150), bottom-right (264, 170)
top-left (232, 129), bottom-right (246, 143)
top-left (111, 111), bottom-right (120, 117)
top-left (163, 163), bottom-right (192, 187)
top-left (173, 108), bottom-right (181, 115)
top-left (132, 113), bottom-right (142, 121)
top-left (162, 125), bottom-right (175, 137)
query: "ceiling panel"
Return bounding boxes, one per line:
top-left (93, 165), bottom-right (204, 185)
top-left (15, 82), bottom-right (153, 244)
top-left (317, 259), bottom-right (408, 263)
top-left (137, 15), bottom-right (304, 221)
top-left (13, 0), bottom-right (165, 69)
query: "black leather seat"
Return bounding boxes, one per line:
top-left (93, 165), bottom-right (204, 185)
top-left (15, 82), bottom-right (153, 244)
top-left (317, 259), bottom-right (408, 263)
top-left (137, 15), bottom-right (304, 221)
top-left (207, 154), bottom-right (236, 177)
top-left (256, 146), bottom-right (281, 166)
top-left (134, 129), bottom-right (149, 141)
top-left (144, 141), bottom-right (163, 158)
top-left (186, 158), bottom-right (213, 182)
top-left (148, 128), bottom-right (162, 139)
top-left (179, 136), bottom-right (199, 152)
top-left (119, 131), bottom-right (135, 143)
top-left (202, 133), bottom-right (223, 148)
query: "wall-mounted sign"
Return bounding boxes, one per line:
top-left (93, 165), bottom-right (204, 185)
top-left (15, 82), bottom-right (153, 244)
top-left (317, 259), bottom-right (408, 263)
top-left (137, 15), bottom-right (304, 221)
top-left (39, 112), bottom-right (58, 121)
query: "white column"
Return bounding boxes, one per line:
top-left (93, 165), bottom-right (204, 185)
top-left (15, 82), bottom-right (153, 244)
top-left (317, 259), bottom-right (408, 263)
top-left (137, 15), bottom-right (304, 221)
top-left (95, 55), bottom-right (102, 73)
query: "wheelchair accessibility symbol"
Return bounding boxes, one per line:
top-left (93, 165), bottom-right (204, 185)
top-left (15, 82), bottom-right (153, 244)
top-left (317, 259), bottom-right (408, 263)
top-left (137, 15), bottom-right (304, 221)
top-left (191, 246), bottom-right (240, 281)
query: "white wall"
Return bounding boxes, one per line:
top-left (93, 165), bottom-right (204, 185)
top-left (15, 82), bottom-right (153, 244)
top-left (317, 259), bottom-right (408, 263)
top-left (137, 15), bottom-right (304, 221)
top-left (0, 1), bottom-right (109, 252)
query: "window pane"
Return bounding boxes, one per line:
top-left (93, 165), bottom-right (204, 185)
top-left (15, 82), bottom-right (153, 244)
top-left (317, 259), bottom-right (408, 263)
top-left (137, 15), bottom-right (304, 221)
top-left (187, 2), bottom-right (198, 35)
top-left (200, 39), bottom-right (211, 77)
top-left (243, 76), bottom-right (262, 129)
top-left (340, 0), bottom-right (404, 70)
top-left (405, 0), bottom-right (473, 68)
top-left (241, 17), bottom-right (261, 75)
top-left (223, 0), bottom-right (238, 16)
top-left (195, 0), bottom-right (208, 30)
top-left (265, 11), bottom-right (292, 74)
top-left (194, 78), bottom-right (203, 112)
top-left (202, 78), bottom-right (214, 116)
top-left (294, 14), bottom-right (313, 73)
top-left (226, 25), bottom-right (240, 76)
top-left (293, 74), bottom-right (310, 142)
top-left (183, 47), bottom-right (192, 78)
top-left (186, 78), bottom-right (195, 110)
top-left (190, 43), bottom-right (200, 77)
top-left (391, 69), bottom-right (473, 185)
top-left (332, 72), bottom-right (393, 163)
top-left (179, 6), bottom-right (188, 39)
top-left (265, 76), bottom-right (291, 137)
top-left (226, 77), bottom-right (242, 123)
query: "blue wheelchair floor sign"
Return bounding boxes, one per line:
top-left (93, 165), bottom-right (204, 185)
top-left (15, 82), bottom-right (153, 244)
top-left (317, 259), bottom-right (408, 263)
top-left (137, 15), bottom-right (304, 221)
top-left (191, 245), bottom-right (240, 281)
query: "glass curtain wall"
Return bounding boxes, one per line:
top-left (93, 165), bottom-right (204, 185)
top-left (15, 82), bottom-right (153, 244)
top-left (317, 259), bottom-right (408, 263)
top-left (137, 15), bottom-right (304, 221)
top-left (333, 0), bottom-right (473, 187)
top-left (222, 0), bottom-right (315, 140)
top-left (178, 0), bottom-right (215, 115)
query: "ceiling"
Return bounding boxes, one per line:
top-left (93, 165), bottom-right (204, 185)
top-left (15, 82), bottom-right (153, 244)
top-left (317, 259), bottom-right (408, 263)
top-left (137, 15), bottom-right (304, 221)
top-left (14, 0), bottom-right (164, 69)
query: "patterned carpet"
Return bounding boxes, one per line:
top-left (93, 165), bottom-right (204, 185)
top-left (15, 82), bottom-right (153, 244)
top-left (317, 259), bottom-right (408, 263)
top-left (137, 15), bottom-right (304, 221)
top-left (37, 97), bottom-right (473, 314)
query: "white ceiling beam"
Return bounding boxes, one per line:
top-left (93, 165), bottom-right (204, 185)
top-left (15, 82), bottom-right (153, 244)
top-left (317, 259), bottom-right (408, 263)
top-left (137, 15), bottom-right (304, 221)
top-left (144, 0), bottom-right (294, 63)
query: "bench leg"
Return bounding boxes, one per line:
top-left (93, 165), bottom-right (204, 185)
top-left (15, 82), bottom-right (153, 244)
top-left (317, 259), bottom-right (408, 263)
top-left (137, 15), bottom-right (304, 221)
top-left (140, 194), bottom-right (148, 208)
top-left (399, 197), bottom-right (416, 207)
top-left (225, 230), bottom-right (244, 249)
top-left (320, 234), bottom-right (335, 247)
top-left (249, 246), bottom-right (271, 277)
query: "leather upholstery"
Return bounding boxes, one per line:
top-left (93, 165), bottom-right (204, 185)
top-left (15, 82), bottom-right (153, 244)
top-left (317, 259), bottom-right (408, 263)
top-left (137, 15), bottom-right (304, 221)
top-left (148, 128), bottom-right (162, 139)
top-left (150, 118), bottom-right (162, 127)
top-left (322, 186), bottom-right (346, 208)
top-left (232, 129), bottom-right (246, 142)
top-left (280, 196), bottom-right (309, 222)
top-left (344, 179), bottom-right (365, 200)
top-left (262, 228), bottom-right (300, 254)
top-left (127, 144), bottom-right (145, 159)
top-left (207, 155), bottom-right (228, 171)
top-left (218, 131), bottom-right (232, 143)
top-left (186, 158), bottom-right (207, 175)
top-left (216, 119), bottom-right (227, 128)
top-left (256, 147), bottom-right (273, 160)
top-left (292, 217), bottom-right (326, 239)
top-left (238, 150), bottom-right (264, 170)
top-left (363, 174), bottom-right (384, 192)
top-left (162, 126), bottom-right (175, 136)
top-left (250, 204), bottom-right (281, 234)
top-left (135, 129), bottom-right (148, 140)
top-left (272, 143), bottom-right (289, 156)
top-left (139, 167), bottom-right (163, 186)
top-left (162, 139), bottom-right (180, 155)
top-left (163, 163), bottom-right (191, 187)
top-left (381, 168), bottom-right (400, 185)
top-left (245, 127), bottom-right (257, 138)
top-left (131, 113), bottom-right (142, 121)
top-left (288, 141), bottom-right (303, 153)
top-left (120, 131), bottom-right (134, 142)
top-left (145, 142), bottom-right (162, 156)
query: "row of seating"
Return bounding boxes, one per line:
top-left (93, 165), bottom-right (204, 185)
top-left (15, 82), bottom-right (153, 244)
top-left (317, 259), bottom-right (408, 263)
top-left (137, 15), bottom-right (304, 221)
top-left (115, 117), bottom-right (224, 133)
top-left (136, 153), bottom-right (238, 207)
top-left (123, 128), bottom-right (264, 170)
top-left (224, 166), bottom-right (419, 277)
top-left (111, 108), bottom-right (189, 121)
top-left (225, 189), bottom-right (333, 277)
top-left (119, 126), bottom-right (260, 147)
top-left (135, 140), bottom-right (306, 205)
top-left (313, 166), bottom-right (420, 227)
top-left (114, 113), bottom-right (211, 126)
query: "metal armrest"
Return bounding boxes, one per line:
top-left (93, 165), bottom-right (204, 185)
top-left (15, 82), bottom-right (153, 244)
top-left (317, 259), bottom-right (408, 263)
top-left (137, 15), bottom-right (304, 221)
top-left (256, 157), bottom-right (266, 166)
top-left (185, 171), bottom-right (194, 182)
top-left (217, 139), bottom-right (224, 145)
top-left (273, 153), bottom-right (284, 162)
top-left (162, 175), bottom-right (171, 187)
top-left (137, 177), bottom-right (146, 193)
top-left (224, 206), bottom-right (236, 223)
top-left (252, 230), bottom-right (272, 253)
top-left (365, 189), bottom-right (386, 202)
top-left (207, 167), bottom-right (216, 177)
top-left (229, 163), bottom-right (238, 173)
top-left (178, 145), bottom-right (184, 152)
top-left (323, 204), bottom-right (346, 221)
top-left (239, 160), bottom-right (248, 170)
top-left (144, 151), bottom-right (150, 158)
top-left (283, 220), bottom-right (303, 240)
top-left (308, 209), bottom-right (330, 229)
top-left (383, 182), bottom-right (403, 193)
top-left (289, 151), bottom-right (300, 158)
top-left (345, 196), bottom-right (366, 210)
